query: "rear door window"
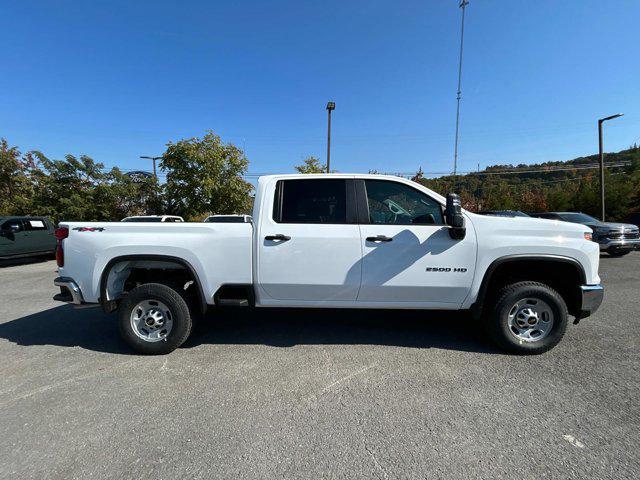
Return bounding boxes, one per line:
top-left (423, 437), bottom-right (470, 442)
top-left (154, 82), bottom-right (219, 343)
top-left (23, 219), bottom-right (48, 231)
top-left (274, 179), bottom-right (347, 224)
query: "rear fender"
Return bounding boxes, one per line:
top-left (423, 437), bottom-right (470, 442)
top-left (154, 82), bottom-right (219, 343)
top-left (99, 254), bottom-right (207, 314)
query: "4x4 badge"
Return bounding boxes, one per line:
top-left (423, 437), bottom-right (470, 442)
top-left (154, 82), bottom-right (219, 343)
top-left (72, 227), bottom-right (105, 232)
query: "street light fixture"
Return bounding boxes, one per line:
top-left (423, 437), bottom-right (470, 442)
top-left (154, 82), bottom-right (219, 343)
top-left (326, 102), bottom-right (335, 173)
top-left (597, 113), bottom-right (623, 221)
top-left (140, 155), bottom-right (162, 180)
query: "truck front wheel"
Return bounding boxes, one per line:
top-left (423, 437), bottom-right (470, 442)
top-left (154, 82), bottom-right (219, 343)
top-left (608, 250), bottom-right (630, 257)
top-left (485, 281), bottom-right (568, 355)
top-left (118, 283), bottom-right (193, 355)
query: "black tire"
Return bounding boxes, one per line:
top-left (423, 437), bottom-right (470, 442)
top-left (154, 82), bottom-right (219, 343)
top-left (608, 250), bottom-right (630, 257)
top-left (484, 281), bottom-right (568, 355)
top-left (118, 283), bottom-right (193, 355)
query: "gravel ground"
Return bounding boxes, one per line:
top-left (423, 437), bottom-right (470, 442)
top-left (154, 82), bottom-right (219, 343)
top-left (0, 254), bottom-right (638, 479)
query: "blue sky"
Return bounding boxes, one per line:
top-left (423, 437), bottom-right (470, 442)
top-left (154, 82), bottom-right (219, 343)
top-left (1, 0), bottom-right (639, 179)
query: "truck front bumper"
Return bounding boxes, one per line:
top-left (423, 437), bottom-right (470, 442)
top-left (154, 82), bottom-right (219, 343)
top-left (53, 277), bottom-right (84, 305)
top-left (577, 284), bottom-right (604, 320)
top-left (598, 238), bottom-right (640, 252)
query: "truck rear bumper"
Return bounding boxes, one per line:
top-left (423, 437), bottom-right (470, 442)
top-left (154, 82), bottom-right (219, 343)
top-left (578, 284), bottom-right (604, 319)
top-left (53, 277), bottom-right (84, 305)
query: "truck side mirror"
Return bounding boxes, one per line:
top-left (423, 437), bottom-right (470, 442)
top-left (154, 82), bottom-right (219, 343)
top-left (445, 193), bottom-right (466, 240)
top-left (1, 223), bottom-right (20, 236)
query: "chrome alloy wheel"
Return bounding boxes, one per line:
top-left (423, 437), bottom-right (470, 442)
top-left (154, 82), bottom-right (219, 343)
top-left (130, 299), bottom-right (174, 342)
top-left (507, 297), bottom-right (554, 343)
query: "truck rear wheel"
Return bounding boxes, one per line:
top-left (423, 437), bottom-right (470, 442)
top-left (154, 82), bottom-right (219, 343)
top-left (118, 283), bottom-right (193, 355)
top-left (485, 281), bottom-right (568, 355)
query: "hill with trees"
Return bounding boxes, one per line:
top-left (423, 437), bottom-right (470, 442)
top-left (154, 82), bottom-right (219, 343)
top-left (413, 146), bottom-right (640, 220)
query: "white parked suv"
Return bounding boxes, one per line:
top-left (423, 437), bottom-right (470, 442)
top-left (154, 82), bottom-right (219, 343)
top-left (121, 215), bottom-right (184, 222)
top-left (204, 214), bottom-right (252, 223)
top-left (53, 174), bottom-right (603, 355)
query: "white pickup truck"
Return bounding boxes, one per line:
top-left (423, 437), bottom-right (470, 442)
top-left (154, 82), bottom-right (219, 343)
top-left (53, 174), bottom-right (604, 355)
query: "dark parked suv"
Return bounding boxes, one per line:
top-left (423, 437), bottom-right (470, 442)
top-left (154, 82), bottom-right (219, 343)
top-left (531, 212), bottom-right (640, 256)
top-left (0, 216), bottom-right (56, 260)
top-left (478, 210), bottom-right (530, 218)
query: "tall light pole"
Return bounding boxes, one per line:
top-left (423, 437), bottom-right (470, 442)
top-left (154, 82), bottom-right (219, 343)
top-left (598, 113), bottom-right (623, 221)
top-left (326, 102), bottom-right (335, 173)
top-left (140, 155), bottom-right (162, 180)
top-left (453, 0), bottom-right (469, 182)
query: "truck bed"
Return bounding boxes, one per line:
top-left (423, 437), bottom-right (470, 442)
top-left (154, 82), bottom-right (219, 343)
top-left (58, 221), bottom-right (253, 305)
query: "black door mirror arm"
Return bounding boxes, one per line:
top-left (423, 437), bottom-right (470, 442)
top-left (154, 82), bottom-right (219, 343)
top-left (445, 193), bottom-right (466, 240)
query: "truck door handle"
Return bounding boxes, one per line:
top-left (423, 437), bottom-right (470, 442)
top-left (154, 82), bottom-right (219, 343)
top-left (366, 235), bottom-right (393, 242)
top-left (265, 234), bottom-right (291, 241)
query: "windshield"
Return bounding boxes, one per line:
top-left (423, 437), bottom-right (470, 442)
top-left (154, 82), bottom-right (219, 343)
top-left (122, 217), bottom-right (163, 222)
top-left (560, 213), bottom-right (599, 224)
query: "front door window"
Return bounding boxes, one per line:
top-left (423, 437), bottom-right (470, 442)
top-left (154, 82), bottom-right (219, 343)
top-left (364, 180), bottom-right (444, 225)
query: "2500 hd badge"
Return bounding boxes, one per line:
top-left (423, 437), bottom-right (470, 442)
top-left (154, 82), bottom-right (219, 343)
top-left (426, 267), bottom-right (468, 272)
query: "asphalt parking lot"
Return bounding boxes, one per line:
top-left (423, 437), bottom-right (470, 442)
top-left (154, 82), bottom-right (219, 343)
top-left (0, 255), bottom-right (638, 479)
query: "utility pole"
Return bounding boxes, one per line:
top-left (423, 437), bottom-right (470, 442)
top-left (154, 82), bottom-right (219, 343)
top-left (476, 162), bottom-right (480, 211)
top-left (140, 155), bottom-right (162, 181)
top-left (453, 0), bottom-right (469, 183)
top-left (326, 102), bottom-right (335, 173)
top-left (597, 113), bottom-right (623, 221)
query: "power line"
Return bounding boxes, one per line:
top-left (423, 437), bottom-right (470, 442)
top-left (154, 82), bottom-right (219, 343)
top-left (468, 161), bottom-right (632, 176)
top-left (374, 161), bottom-right (632, 178)
top-left (121, 160), bottom-right (632, 179)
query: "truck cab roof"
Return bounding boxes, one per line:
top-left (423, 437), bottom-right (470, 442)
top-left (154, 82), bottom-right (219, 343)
top-left (256, 173), bottom-right (447, 205)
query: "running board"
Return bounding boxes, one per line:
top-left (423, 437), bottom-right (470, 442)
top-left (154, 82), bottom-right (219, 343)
top-left (214, 284), bottom-right (254, 307)
top-left (217, 298), bottom-right (250, 307)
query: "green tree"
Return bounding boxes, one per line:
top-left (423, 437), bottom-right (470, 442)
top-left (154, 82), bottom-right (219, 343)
top-left (160, 131), bottom-right (253, 219)
top-left (603, 170), bottom-right (635, 220)
top-left (629, 156), bottom-right (640, 213)
top-left (29, 152), bottom-right (108, 222)
top-left (93, 168), bottom-right (162, 220)
top-left (294, 156), bottom-right (326, 174)
top-left (482, 180), bottom-right (517, 211)
top-left (0, 138), bottom-right (35, 215)
top-left (519, 187), bottom-right (548, 212)
top-left (546, 185), bottom-right (572, 212)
